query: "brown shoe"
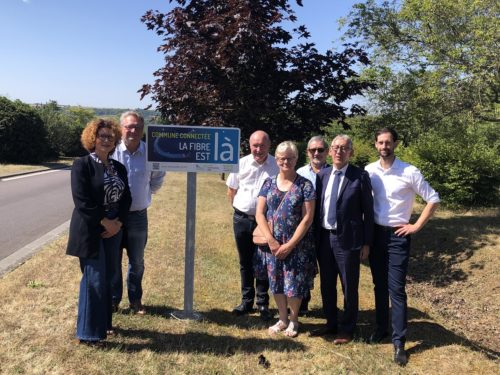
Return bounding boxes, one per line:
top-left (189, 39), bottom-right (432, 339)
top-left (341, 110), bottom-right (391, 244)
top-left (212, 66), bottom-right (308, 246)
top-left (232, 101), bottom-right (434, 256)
top-left (333, 333), bottom-right (352, 345)
top-left (130, 301), bottom-right (146, 315)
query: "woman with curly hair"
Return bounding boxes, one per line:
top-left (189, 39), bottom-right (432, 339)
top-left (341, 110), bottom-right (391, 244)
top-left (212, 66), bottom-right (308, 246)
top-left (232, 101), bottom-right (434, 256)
top-left (66, 118), bottom-right (131, 345)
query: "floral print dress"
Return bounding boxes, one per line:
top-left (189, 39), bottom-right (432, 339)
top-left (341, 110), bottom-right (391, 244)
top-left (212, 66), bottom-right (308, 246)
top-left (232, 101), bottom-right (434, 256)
top-left (254, 175), bottom-right (317, 298)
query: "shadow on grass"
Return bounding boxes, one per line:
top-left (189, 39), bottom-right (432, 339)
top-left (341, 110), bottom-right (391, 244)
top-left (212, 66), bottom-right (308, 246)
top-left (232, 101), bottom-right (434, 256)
top-left (107, 304), bottom-right (498, 360)
top-left (111, 304), bottom-right (305, 354)
top-left (356, 307), bottom-right (499, 361)
top-left (406, 212), bottom-right (499, 287)
top-left (114, 328), bottom-right (306, 355)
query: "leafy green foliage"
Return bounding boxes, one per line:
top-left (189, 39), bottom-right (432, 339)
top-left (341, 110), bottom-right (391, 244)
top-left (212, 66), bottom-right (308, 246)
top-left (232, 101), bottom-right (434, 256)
top-left (398, 130), bottom-right (500, 208)
top-left (343, 0), bottom-right (499, 139)
top-left (0, 97), bottom-right (49, 163)
top-left (35, 102), bottom-right (93, 157)
top-left (333, 0), bottom-right (500, 207)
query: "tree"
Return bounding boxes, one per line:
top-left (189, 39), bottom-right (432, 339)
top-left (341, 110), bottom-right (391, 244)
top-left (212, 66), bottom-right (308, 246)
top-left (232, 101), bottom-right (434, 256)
top-left (140, 0), bottom-right (373, 145)
top-left (338, 0), bottom-right (500, 207)
top-left (0, 97), bottom-right (49, 163)
top-left (342, 0), bottom-right (499, 142)
top-left (36, 102), bottom-right (92, 157)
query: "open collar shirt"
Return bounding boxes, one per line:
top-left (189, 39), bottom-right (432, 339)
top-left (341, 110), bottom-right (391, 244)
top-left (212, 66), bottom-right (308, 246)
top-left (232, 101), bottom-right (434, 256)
top-left (112, 141), bottom-right (165, 212)
top-left (226, 154), bottom-right (279, 215)
top-left (365, 157), bottom-right (440, 227)
top-left (297, 162), bottom-right (330, 189)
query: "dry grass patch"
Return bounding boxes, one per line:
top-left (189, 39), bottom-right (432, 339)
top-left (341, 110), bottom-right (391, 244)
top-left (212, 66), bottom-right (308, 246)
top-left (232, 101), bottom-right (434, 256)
top-left (0, 172), bottom-right (498, 374)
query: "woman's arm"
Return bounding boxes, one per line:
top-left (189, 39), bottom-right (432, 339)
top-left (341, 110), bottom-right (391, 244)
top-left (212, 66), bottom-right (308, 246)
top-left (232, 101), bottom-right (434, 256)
top-left (275, 199), bottom-right (315, 260)
top-left (70, 157), bottom-right (103, 227)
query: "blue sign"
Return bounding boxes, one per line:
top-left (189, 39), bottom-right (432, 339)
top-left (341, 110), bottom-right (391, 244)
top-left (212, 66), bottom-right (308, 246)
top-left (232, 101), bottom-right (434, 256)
top-left (147, 125), bottom-right (240, 173)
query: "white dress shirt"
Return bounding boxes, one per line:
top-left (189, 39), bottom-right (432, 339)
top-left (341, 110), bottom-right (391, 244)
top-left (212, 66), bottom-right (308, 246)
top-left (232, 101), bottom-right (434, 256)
top-left (226, 154), bottom-right (279, 215)
top-left (322, 164), bottom-right (349, 230)
top-left (365, 158), bottom-right (440, 226)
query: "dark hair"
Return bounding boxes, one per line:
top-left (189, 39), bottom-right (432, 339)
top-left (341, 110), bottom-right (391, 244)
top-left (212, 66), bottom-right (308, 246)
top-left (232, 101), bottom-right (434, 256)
top-left (375, 127), bottom-right (398, 142)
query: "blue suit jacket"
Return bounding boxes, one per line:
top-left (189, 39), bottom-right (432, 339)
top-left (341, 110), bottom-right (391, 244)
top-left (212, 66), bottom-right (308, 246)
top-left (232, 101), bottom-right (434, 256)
top-left (316, 164), bottom-right (374, 250)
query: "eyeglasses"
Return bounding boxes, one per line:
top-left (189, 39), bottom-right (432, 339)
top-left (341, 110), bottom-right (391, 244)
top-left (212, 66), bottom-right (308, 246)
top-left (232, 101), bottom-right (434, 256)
top-left (123, 124), bottom-right (143, 131)
top-left (277, 157), bottom-right (296, 163)
top-left (330, 146), bottom-right (351, 153)
top-left (308, 147), bottom-right (325, 153)
top-left (97, 134), bottom-right (114, 142)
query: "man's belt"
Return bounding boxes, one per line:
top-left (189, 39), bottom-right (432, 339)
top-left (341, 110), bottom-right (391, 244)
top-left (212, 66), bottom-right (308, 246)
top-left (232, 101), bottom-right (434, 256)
top-left (234, 208), bottom-right (255, 220)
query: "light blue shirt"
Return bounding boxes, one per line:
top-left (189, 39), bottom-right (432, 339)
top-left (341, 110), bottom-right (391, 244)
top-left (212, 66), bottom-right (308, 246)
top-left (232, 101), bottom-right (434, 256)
top-left (296, 163), bottom-right (330, 189)
top-left (112, 141), bottom-right (165, 211)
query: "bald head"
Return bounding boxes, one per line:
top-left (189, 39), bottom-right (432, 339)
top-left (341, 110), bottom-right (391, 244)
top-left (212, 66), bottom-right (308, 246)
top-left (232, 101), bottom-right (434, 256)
top-left (249, 130), bottom-right (271, 164)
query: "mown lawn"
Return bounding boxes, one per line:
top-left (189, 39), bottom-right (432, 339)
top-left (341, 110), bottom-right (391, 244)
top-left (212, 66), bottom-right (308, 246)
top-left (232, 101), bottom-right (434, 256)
top-left (0, 172), bottom-right (497, 374)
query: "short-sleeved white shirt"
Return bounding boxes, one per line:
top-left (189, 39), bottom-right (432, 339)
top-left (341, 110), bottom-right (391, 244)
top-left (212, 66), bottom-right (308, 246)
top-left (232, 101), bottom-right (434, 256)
top-left (226, 154), bottom-right (279, 215)
top-left (365, 158), bottom-right (440, 226)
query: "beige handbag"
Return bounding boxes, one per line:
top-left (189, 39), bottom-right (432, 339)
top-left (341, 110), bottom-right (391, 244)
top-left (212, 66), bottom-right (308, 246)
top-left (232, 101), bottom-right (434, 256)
top-left (252, 190), bottom-right (288, 246)
top-left (252, 220), bottom-right (273, 246)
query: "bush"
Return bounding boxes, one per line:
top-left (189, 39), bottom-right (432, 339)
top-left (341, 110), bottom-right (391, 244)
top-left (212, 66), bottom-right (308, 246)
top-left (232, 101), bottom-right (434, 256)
top-left (36, 102), bottom-right (87, 157)
top-left (0, 97), bottom-right (49, 163)
top-left (399, 131), bottom-right (500, 208)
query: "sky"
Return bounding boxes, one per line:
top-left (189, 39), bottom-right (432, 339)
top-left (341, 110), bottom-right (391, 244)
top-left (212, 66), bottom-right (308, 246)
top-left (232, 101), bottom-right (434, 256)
top-left (1, 0), bottom-right (360, 109)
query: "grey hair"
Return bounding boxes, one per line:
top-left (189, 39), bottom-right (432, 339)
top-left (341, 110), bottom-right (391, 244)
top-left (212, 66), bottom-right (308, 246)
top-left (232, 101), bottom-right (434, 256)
top-left (120, 111), bottom-right (144, 126)
top-left (275, 140), bottom-right (298, 158)
top-left (332, 134), bottom-right (353, 149)
top-left (307, 135), bottom-right (327, 149)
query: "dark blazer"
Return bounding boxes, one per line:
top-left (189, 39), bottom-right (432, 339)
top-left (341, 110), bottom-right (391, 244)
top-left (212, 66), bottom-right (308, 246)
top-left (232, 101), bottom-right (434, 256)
top-left (316, 164), bottom-right (374, 250)
top-left (66, 155), bottom-right (132, 259)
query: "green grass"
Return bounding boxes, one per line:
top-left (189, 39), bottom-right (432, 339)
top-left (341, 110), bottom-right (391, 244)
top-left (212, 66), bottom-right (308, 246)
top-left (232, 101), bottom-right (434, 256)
top-left (0, 172), bottom-right (497, 374)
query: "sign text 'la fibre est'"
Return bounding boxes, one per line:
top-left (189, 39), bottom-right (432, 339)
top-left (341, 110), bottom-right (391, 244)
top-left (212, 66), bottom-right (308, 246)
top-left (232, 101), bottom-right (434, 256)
top-left (147, 125), bottom-right (240, 173)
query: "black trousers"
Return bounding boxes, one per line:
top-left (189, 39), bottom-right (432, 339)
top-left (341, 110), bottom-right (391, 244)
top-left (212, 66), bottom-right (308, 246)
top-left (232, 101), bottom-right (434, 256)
top-left (232, 210), bottom-right (269, 307)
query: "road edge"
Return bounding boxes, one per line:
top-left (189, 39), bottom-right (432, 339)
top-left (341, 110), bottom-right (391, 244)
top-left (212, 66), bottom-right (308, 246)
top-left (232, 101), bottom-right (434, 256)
top-left (0, 220), bottom-right (70, 278)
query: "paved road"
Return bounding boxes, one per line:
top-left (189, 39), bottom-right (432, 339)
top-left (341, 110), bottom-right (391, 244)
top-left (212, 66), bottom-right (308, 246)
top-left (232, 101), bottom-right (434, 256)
top-left (0, 169), bottom-right (73, 262)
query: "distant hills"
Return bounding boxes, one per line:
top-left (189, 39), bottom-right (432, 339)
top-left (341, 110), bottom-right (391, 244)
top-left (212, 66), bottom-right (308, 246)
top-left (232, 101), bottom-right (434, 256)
top-left (91, 107), bottom-right (160, 124)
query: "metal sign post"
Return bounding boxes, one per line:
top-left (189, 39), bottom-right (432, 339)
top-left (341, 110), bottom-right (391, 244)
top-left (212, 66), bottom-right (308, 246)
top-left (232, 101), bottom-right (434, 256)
top-left (179, 171), bottom-right (198, 319)
top-left (146, 125), bottom-right (240, 320)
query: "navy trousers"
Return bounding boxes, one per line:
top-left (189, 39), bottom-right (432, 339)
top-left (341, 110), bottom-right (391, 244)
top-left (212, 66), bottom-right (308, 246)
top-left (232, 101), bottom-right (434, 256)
top-left (369, 224), bottom-right (411, 348)
top-left (317, 229), bottom-right (361, 334)
top-left (232, 210), bottom-right (269, 307)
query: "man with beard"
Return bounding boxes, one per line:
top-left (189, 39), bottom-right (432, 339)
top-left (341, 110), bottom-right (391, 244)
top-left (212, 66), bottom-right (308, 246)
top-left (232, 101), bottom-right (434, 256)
top-left (365, 127), bottom-right (440, 366)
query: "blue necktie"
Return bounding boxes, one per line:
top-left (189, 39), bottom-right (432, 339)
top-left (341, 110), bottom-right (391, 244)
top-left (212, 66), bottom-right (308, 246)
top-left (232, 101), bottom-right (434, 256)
top-left (327, 170), bottom-right (342, 227)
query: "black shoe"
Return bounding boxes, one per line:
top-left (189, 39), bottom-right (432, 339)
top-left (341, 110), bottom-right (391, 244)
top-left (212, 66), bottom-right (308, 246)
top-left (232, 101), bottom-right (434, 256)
top-left (257, 305), bottom-right (272, 321)
top-left (368, 330), bottom-right (389, 344)
top-left (309, 325), bottom-right (338, 337)
top-left (298, 303), bottom-right (309, 317)
top-left (394, 346), bottom-right (408, 366)
top-left (232, 303), bottom-right (253, 316)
